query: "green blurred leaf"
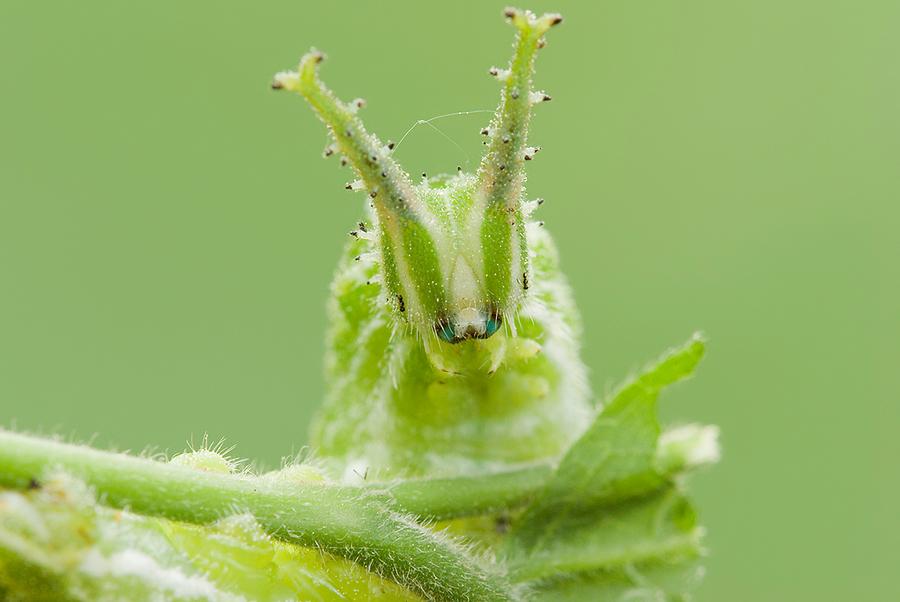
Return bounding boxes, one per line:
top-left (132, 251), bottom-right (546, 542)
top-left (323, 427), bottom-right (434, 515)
top-left (531, 554), bottom-right (705, 602)
top-left (505, 335), bottom-right (708, 589)
top-left (508, 489), bottom-right (702, 582)
top-left (0, 473), bottom-right (419, 602)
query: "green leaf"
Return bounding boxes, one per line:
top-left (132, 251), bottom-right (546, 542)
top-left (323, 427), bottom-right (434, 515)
top-left (507, 489), bottom-right (702, 582)
top-left (505, 334), bottom-right (709, 587)
top-left (531, 554), bottom-right (705, 602)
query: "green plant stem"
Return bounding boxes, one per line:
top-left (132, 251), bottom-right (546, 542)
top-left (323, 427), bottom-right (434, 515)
top-left (375, 465), bottom-right (552, 520)
top-left (373, 423), bottom-right (715, 520)
top-left (0, 427), bottom-right (711, 522)
top-left (0, 430), bottom-right (515, 602)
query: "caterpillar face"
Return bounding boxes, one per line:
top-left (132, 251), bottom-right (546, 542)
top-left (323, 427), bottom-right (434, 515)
top-left (274, 8), bottom-right (559, 344)
top-left (375, 172), bottom-right (527, 345)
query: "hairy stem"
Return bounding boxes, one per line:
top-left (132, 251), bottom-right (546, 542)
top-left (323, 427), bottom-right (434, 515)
top-left (0, 430), bottom-right (516, 602)
top-left (0, 425), bottom-right (715, 523)
top-left (376, 423), bottom-right (716, 520)
top-left (378, 464), bottom-right (552, 520)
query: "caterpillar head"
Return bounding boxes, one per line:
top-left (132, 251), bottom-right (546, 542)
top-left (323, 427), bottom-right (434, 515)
top-left (274, 8), bottom-right (559, 347)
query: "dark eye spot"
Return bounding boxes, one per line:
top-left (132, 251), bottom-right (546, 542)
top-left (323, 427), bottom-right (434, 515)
top-left (484, 314), bottom-right (502, 338)
top-left (436, 321), bottom-right (456, 343)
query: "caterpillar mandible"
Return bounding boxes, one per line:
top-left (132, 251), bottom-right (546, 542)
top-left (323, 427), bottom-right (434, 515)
top-left (274, 8), bottom-right (591, 479)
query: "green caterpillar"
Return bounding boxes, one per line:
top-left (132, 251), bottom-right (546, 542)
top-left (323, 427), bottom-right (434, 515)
top-left (272, 9), bottom-right (591, 479)
top-left (0, 8), bottom-right (718, 602)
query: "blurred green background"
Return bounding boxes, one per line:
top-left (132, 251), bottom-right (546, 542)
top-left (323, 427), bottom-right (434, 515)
top-left (1, 1), bottom-right (897, 599)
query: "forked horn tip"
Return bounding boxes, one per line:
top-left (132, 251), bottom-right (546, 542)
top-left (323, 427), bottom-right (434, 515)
top-left (503, 8), bottom-right (563, 35)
